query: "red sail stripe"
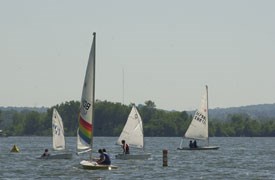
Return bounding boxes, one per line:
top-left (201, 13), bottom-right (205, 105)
top-left (79, 116), bottom-right (92, 131)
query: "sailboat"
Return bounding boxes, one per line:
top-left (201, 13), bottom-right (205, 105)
top-left (77, 32), bottom-right (117, 170)
top-left (115, 105), bottom-right (151, 160)
top-left (177, 85), bottom-right (219, 150)
top-left (39, 108), bottom-right (72, 159)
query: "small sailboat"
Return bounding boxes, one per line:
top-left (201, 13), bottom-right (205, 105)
top-left (115, 105), bottom-right (151, 160)
top-left (178, 85), bottom-right (219, 150)
top-left (77, 32), bottom-right (117, 170)
top-left (39, 108), bottom-right (72, 159)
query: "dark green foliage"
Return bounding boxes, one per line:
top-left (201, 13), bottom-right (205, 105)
top-left (210, 113), bottom-right (275, 137)
top-left (93, 100), bottom-right (130, 136)
top-left (1, 101), bottom-right (275, 137)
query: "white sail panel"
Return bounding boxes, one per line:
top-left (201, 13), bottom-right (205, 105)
top-left (117, 106), bottom-right (144, 148)
top-left (52, 108), bottom-right (65, 150)
top-left (184, 86), bottom-right (208, 140)
top-left (77, 33), bottom-right (96, 152)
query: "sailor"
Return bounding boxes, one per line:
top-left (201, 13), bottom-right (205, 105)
top-left (41, 149), bottom-right (50, 157)
top-left (189, 140), bottom-right (194, 148)
top-left (97, 149), bottom-right (111, 165)
top-left (193, 140), bottom-right (198, 148)
top-left (121, 140), bottom-right (130, 154)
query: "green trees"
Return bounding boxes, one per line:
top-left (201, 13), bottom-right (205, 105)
top-left (209, 113), bottom-right (274, 137)
top-left (2, 101), bottom-right (275, 137)
top-left (93, 100), bottom-right (129, 136)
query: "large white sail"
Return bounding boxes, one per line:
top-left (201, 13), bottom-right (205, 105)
top-left (78, 33), bottom-right (118, 169)
top-left (117, 106), bottom-right (144, 148)
top-left (77, 33), bottom-right (96, 153)
top-left (52, 108), bottom-right (65, 151)
top-left (184, 85), bottom-right (208, 140)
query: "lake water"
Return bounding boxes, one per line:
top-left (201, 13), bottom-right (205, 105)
top-left (0, 137), bottom-right (274, 179)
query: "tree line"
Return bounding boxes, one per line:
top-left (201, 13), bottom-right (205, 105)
top-left (1, 100), bottom-right (275, 137)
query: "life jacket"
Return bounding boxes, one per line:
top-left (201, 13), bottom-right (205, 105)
top-left (125, 144), bottom-right (129, 154)
top-left (102, 153), bottom-right (111, 165)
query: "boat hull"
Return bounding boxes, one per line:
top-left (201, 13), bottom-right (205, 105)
top-left (115, 153), bottom-right (151, 160)
top-left (38, 153), bottom-right (73, 159)
top-left (177, 146), bottom-right (219, 150)
top-left (80, 160), bottom-right (118, 170)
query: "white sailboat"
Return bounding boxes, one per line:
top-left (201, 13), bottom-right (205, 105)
top-left (115, 105), bottom-right (151, 160)
top-left (178, 85), bottom-right (219, 150)
top-left (52, 108), bottom-right (65, 151)
top-left (77, 32), bottom-right (117, 170)
top-left (39, 108), bottom-right (72, 159)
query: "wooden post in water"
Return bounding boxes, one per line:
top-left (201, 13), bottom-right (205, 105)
top-left (163, 149), bottom-right (168, 167)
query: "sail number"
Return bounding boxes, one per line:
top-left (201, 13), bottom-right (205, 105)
top-left (82, 100), bottom-right (91, 110)
top-left (80, 100), bottom-right (91, 115)
top-left (194, 111), bottom-right (206, 125)
top-left (52, 124), bottom-right (61, 135)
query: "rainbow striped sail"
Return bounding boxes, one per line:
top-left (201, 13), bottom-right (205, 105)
top-left (77, 33), bottom-right (96, 153)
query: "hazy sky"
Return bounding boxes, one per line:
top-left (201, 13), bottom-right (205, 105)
top-left (1, 0), bottom-right (275, 111)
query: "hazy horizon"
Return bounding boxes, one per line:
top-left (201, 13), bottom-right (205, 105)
top-left (1, 100), bottom-right (274, 112)
top-left (1, 0), bottom-right (275, 111)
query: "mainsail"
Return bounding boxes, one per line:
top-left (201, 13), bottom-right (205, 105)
top-left (117, 106), bottom-right (144, 149)
top-left (52, 108), bottom-right (65, 151)
top-left (77, 33), bottom-right (96, 154)
top-left (178, 85), bottom-right (219, 150)
top-left (184, 85), bottom-right (209, 140)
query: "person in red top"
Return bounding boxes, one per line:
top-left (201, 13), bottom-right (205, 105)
top-left (121, 140), bottom-right (130, 154)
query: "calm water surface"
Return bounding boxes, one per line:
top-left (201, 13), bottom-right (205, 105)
top-left (0, 137), bottom-right (274, 179)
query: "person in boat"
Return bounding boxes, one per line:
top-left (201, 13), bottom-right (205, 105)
top-left (102, 148), bottom-right (111, 163)
top-left (97, 149), bottom-right (111, 165)
top-left (189, 140), bottom-right (194, 148)
top-left (121, 140), bottom-right (130, 154)
top-left (193, 140), bottom-right (198, 148)
top-left (102, 148), bottom-right (107, 154)
top-left (41, 149), bottom-right (50, 157)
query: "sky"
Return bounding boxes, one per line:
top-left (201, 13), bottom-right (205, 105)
top-left (1, 0), bottom-right (275, 111)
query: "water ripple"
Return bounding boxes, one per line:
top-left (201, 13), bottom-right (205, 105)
top-left (1, 137), bottom-right (275, 179)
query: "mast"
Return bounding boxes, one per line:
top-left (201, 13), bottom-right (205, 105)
top-left (90, 32), bottom-right (96, 159)
top-left (206, 85), bottom-right (209, 146)
top-left (122, 68), bottom-right (124, 105)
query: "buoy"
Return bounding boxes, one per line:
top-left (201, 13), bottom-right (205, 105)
top-left (10, 144), bottom-right (20, 153)
top-left (163, 149), bottom-right (168, 167)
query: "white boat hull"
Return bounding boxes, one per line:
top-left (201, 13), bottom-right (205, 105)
top-left (115, 153), bottom-right (151, 160)
top-left (38, 153), bottom-right (73, 159)
top-left (177, 146), bottom-right (219, 150)
top-left (80, 160), bottom-right (118, 170)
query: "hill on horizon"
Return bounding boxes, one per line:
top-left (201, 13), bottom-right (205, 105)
top-left (0, 106), bottom-right (48, 113)
top-left (208, 103), bottom-right (275, 121)
top-left (1, 103), bottom-right (275, 121)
